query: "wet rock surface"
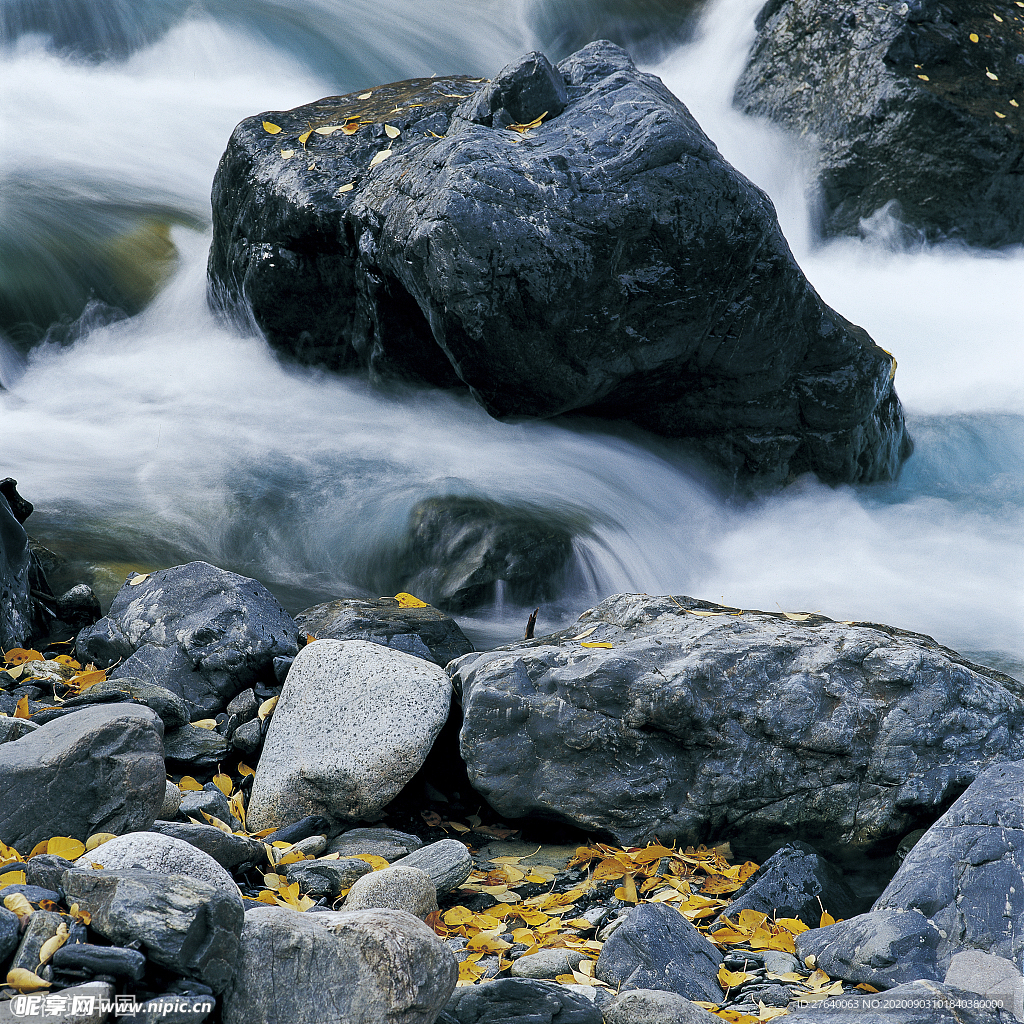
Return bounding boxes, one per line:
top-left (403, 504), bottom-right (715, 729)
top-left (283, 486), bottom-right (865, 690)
top-left (208, 43), bottom-right (911, 485)
top-left (735, 0), bottom-right (1024, 245)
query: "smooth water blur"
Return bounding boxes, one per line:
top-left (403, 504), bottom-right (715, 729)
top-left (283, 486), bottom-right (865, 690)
top-left (1, 0), bottom-right (1022, 671)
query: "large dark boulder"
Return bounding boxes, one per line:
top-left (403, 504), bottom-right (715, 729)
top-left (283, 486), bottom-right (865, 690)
top-left (735, 0), bottom-right (1024, 246)
top-left (451, 593), bottom-right (1024, 852)
top-left (209, 42), bottom-right (911, 485)
top-left (0, 488), bottom-right (31, 650)
top-left (0, 704), bottom-right (166, 853)
top-left (76, 561), bottom-right (299, 716)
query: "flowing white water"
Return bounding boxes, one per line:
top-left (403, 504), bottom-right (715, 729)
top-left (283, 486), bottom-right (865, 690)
top-left (1, 0), bottom-right (1021, 670)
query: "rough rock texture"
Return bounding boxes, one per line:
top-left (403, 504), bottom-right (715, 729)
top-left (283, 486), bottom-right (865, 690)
top-left (76, 562), bottom-right (299, 717)
top-left (326, 827), bottom-right (424, 862)
top-left (946, 950), bottom-right (1024, 1020)
top-left (399, 497), bottom-right (575, 612)
top-left (715, 841), bottom-right (863, 927)
top-left (296, 595), bottom-right (473, 669)
top-left (283, 856), bottom-right (372, 896)
top-left (76, 832), bottom-right (239, 897)
top-left (601, 989), bottom-right (723, 1024)
top-left (439, 978), bottom-right (603, 1024)
top-left (60, 677), bottom-right (190, 729)
top-left (0, 704), bottom-right (166, 853)
top-left (149, 822), bottom-right (264, 869)
top-left (735, 0), bottom-right (1024, 245)
top-left (208, 43), bottom-right (911, 485)
top-left (62, 868), bottom-right (244, 992)
top-left (390, 839), bottom-right (474, 893)
top-left (0, 492), bottom-right (31, 650)
top-left (221, 905), bottom-right (456, 1024)
top-left (873, 760), bottom-right (1024, 969)
top-left (343, 865), bottom-right (438, 918)
top-left (595, 902), bottom-right (723, 1002)
top-left (452, 593), bottom-right (1024, 852)
top-left (795, 908), bottom-right (943, 988)
top-left (247, 640), bottom-right (451, 831)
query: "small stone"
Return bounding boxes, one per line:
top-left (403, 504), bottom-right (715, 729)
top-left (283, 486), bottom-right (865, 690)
top-left (391, 838), bottom-right (473, 893)
top-left (11, 911), bottom-right (69, 973)
top-left (602, 988), bottom-right (723, 1024)
top-left (180, 785), bottom-right (239, 831)
top-left (230, 717), bottom-right (263, 754)
top-left (226, 688), bottom-right (259, 721)
top-left (287, 834), bottom-right (327, 857)
top-left (326, 827), bottom-right (423, 862)
top-left (441, 977), bottom-right (603, 1024)
top-left (24, 854), bottom-right (76, 892)
top-left (343, 865), bottom-right (437, 919)
top-left (51, 942), bottom-right (147, 980)
top-left (282, 858), bottom-right (372, 898)
top-left (509, 948), bottom-right (585, 979)
top-left (0, 906), bottom-right (19, 962)
top-left (263, 815), bottom-right (334, 847)
top-left (159, 781), bottom-right (183, 820)
top-left (164, 725), bottom-right (231, 768)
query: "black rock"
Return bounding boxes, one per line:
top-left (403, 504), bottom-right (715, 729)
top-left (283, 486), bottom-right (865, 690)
top-left (208, 43), bottom-right (910, 486)
top-left (0, 488), bottom-right (32, 650)
top-left (149, 822), bottom-right (264, 869)
top-left (230, 717), bottom-right (262, 755)
top-left (62, 867), bottom-right (244, 993)
top-left (0, 905), bottom-right (19, 963)
top-left (399, 496), bottom-right (575, 612)
top-left (295, 595), bottom-right (473, 669)
top-left (60, 677), bottom-right (191, 730)
top-left (282, 858), bottom-right (372, 897)
top-left (10, 909), bottom-right (70, 972)
top-left (179, 785), bottom-right (239, 830)
top-left (0, 479), bottom-right (33, 524)
top-left (715, 841), bottom-right (864, 928)
top-left (440, 977), bottom-right (603, 1024)
top-left (51, 942), bottom-right (147, 980)
top-left (595, 903), bottom-right (722, 1002)
top-left (76, 561), bottom-right (299, 717)
top-left (226, 688), bottom-right (259, 722)
top-left (164, 726), bottom-right (231, 769)
top-left (453, 593), bottom-right (1024, 852)
top-left (0, 704), bottom-right (166, 853)
top-left (264, 815), bottom-right (335, 847)
top-left (54, 583), bottom-right (102, 630)
top-left (734, 0), bottom-right (1024, 246)
top-left (24, 854), bottom-right (76, 892)
top-left (0, 883), bottom-right (61, 904)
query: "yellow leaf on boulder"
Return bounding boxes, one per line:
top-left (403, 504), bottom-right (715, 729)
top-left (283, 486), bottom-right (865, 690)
top-left (719, 967), bottom-right (752, 989)
top-left (350, 854), bottom-right (389, 871)
top-left (262, 122), bottom-right (282, 134)
top-left (4, 893), bottom-right (33, 921)
top-left (580, 641), bottom-right (613, 648)
top-left (13, 696), bottom-right (30, 719)
top-left (191, 719), bottom-right (217, 730)
top-left (127, 572), bottom-right (151, 586)
top-left (47, 837), bottom-right (85, 861)
top-left (369, 149), bottom-right (393, 168)
top-left (384, 124), bottom-right (401, 139)
top-left (0, 870), bottom-right (26, 887)
top-left (4, 648), bottom-right (44, 665)
top-left (177, 776), bottom-right (203, 791)
top-left (394, 592), bottom-right (428, 608)
top-left (27, 840), bottom-right (48, 858)
top-left (258, 696), bottom-right (278, 721)
top-left (6, 968), bottom-right (50, 992)
top-left (38, 923), bottom-right (69, 965)
top-left (213, 773), bottom-right (233, 797)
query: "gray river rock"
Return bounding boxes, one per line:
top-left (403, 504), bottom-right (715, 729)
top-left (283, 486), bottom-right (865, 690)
top-left (452, 592), bottom-right (1024, 851)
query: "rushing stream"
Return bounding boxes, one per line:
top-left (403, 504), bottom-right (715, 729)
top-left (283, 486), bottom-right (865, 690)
top-left (1, 0), bottom-right (1022, 671)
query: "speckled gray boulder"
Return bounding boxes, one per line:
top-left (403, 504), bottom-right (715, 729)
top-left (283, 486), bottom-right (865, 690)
top-left (602, 989), bottom-right (723, 1024)
top-left (247, 640), bottom-right (451, 831)
top-left (510, 948), bottom-right (585, 980)
top-left (222, 905), bottom-right (456, 1024)
top-left (343, 865), bottom-right (437, 919)
top-left (75, 832), bottom-right (239, 898)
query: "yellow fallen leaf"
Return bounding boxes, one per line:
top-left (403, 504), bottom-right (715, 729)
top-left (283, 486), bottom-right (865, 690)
top-left (14, 696), bottom-right (30, 719)
top-left (201, 812), bottom-right (233, 835)
top-left (3, 648), bottom-right (44, 665)
top-left (280, 149), bottom-right (294, 159)
top-left (820, 910), bottom-right (836, 927)
top-left (38, 923), bottom-right (69, 965)
top-left (995, 111), bottom-right (1007, 118)
top-left (993, 12), bottom-right (1003, 20)
top-left (228, 791), bottom-right (246, 830)
top-left (384, 123), bottom-right (401, 139)
top-left (783, 612), bottom-right (814, 621)
top-left (1012, 100), bottom-right (1020, 107)
top-left (719, 967), bottom-right (753, 989)
top-left (85, 833), bottom-right (115, 852)
top-left (581, 641), bottom-right (614, 648)
top-left (337, 182), bottom-right (356, 194)
top-left (350, 854), bottom-right (389, 871)
top-left (394, 592), bottom-right (428, 608)
top-left (298, 130), bottom-right (312, 145)
top-left (53, 656), bottom-right (80, 669)
top-left (262, 872), bottom-right (286, 889)
top-left (6, 968), bottom-right (50, 992)
top-left (213, 772), bottom-right (233, 797)
top-left (918, 74), bottom-right (929, 81)
top-left (0, 870), bottom-right (26, 887)
top-left (987, 70), bottom-right (999, 80)
top-left (758, 1003), bottom-right (789, 1021)
top-left (47, 837), bottom-right (85, 861)
top-left (4, 894), bottom-right (34, 921)
top-left (970, 32), bottom-right (980, 41)
top-left (178, 776), bottom-right (203, 791)
top-left (3, 664), bottom-right (26, 680)
top-left (262, 122), bottom-right (282, 134)
top-left (258, 696), bottom-right (278, 721)
top-left (314, 125), bottom-right (342, 135)
top-left (358, 91), bottom-right (372, 99)
top-left (688, 610), bottom-right (724, 617)
top-left (67, 903), bottom-right (91, 926)
top-left (70, 668), bottom-right (106, 692)
top-left (191, 719), bottom-right (218, 730)
top-left (369, 149), bottom-right (393, 168)
top-left (767, 972), bottom-right (807, 983)
top-left (855, 983), bottom-right (881, 993)
top-left (128, 572), bottom-right (151, 586)
top-left (614, 872), bottom-right (639, 903)
top-left (341, 123), bottom-right (362, 135)
top-left (507, 111), bottom-right (548, 133)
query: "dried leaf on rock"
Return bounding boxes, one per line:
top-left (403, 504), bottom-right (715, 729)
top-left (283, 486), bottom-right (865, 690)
top-left (3, 648), bottom-right (44, 665)
top-left (37, 923), bottom-right (69, 965)
top-left (6, 968), bottom-right (50, 992)
top-left (14, 696), bottom-right (30, 719)
top-left (212, 772), bottom-right (233, 797)
top-left (384, 124), bottom-right (401, 139)
top-left (369, 149), bottom-right (393, 168)
top-left (0, 870), bottom-right (26, 887)
top-left (4, 893), bottom-right (33, 921)
top-left (262, 122), bottom-right (282, 134)
top-left (257, 696), bottom-right (278, 721)
top-left (46, 837), bottom-right (85, 861)
top-left (178, 776), bottom-right (203, 791)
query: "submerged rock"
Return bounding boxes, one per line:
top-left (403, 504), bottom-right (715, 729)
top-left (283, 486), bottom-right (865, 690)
top-left (209, 43), bottom-right (910, 485)
top-left (735, 0), bottom-right (1024, 245)
top-left (296, 594), bottom-right (473, 668)
top-left (452, 592), bottom-right (1024, 852)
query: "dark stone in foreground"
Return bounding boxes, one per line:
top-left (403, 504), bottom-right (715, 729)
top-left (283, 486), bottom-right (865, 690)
top-left (735, 0), bottom-right (1024, 246)
top-left (0, 704), bottom-right (165, 853)
top-left (716, 841), bottom-right (863, 928)
top-left (149, 822), bottom-right (264, 869)
top-left (440, 977), bottom-right (603, 1024)
top-left (595, 903), bottom-right (722, 1002)
top-left (51, 941), bottom-right (147, 980)
top-left (62, 868), bottom-right (244, 993)
top-left (76, 561), bottom-right (299, 716)
top-left (453, 593), bottom-right (1024, 851)
top-left (209, 43), bottom-right (910, 485)
top-left (0, 490), bottom-right (32, 650)
top-left (61, 677), bottom-right (191, 729)
top-left (296, 595), bottom-right (473, 668)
